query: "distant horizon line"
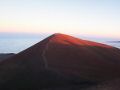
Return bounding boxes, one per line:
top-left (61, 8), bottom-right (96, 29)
top-left (0, 32), bottom-right (119, 39)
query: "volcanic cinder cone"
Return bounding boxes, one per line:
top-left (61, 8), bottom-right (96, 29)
top-left (0, 33), bottom-right (120, 89)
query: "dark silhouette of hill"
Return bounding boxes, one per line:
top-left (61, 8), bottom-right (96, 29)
top-left (0, 33), bottom-right (120, 90)
top-left (0, 53), bottom-right (15, 61)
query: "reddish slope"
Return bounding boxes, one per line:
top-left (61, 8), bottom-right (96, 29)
top-left (0, 33), bottom-right (120, 89)
top-left (44, 34), bottom-right (120, 81)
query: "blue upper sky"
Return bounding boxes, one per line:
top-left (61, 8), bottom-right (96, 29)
top-left (0, 0), bottom-right (120, 38)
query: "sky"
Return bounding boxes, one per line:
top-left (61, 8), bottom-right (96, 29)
top-left (0, 0), bottom-right (120, 38)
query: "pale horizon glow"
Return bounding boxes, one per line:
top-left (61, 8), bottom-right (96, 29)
top-left (0, 0), bottom-right (120, 38)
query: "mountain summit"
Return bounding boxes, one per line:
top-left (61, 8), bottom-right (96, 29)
top-left (0, 33), bottom-right (120, 89)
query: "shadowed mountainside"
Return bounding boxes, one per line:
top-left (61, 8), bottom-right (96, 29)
top-left (0, 33), bottom-right (120, 89)
top-left (82, 79), bottom-right (120, 90)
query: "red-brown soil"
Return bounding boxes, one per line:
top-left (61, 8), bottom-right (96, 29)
top-left (0, 33), bottom-right (120, 90)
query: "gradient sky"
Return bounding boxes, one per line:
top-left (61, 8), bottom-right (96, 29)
top-left (0, 0), bottom-right (120, 38)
